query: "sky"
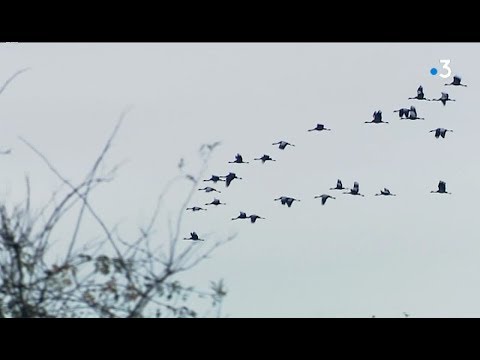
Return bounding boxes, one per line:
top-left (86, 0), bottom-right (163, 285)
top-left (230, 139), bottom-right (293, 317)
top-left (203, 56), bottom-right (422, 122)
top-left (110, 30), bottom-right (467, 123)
top-left (1, 43), bottom-right (479, 317)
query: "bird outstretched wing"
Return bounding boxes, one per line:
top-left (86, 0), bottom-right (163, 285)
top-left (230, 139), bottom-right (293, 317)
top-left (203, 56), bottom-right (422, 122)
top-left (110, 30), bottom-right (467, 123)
top-left (409, 105), bottom-right (417, 115)
top-left (439, 181), bottom-right (446, 192)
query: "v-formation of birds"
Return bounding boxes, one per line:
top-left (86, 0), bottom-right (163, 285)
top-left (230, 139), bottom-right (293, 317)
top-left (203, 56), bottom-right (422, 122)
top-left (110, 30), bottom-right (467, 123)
top-left (184, 75), bottom-right (467, 240)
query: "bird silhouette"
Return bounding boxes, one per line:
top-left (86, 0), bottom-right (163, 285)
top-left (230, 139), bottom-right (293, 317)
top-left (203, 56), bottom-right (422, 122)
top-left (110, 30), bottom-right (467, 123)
top-left (430, 128), bottom-right (453, 138)
top-left (203, 175), bottom-right (225, 183)
top-left (221, 172), bottom-right (242, 187)
top-left (248, 214), bottom-right (265, 223)
top-left (432, 92), bottom-right (456, 106)
top-left (254, 154), bottom-right (276, 163)
top-left (228, 153), bottom-right (249, 164)
top-left (365, 110), bottom-right (388, 124)
top-left (274, 196), bottom-right (288, 205)
top-left (330, 179), bottom-right (346, 190)
top-left (445, 75), bottom-right (467, 87)
top-left (186, 207), bottom-right (207, 212)
top-left (308, 124), bottom-right (331, 132)
top-left (408, 85), bottom-right (430, 101)
top-left (183, 232), bottom-right (204, 241)
top-left (231, 211), bottom-right (248, 220)
top-left (344, 182), bottom-right (365, 196)
top-left (431, 181), bottom-right (451, 194)
top-left (314, 194), bottom-right (336, 205)
top-left (205, 198), bottom-right (226, 206)
top-left (198, 187), bottom-right (221, 193)
top-left (403, 106), bottom-right (424, 120)
top-left (274, 196), bottom-right (300, 208)
top-left (272, 141), bottom-right (295, 150)
top-left (393, 108), bottom-right (410, 119)
top-left (375, 188), bottom-right (396, 196)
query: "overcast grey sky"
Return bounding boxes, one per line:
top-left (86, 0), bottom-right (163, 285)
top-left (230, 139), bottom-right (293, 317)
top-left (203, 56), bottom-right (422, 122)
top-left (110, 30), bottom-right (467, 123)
top-left (1, 43), bottom-right (479, 317)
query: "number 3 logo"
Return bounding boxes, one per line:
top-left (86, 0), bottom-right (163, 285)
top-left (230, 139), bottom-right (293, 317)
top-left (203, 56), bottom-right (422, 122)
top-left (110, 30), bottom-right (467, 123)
top-left (439, 60), bottom-right (452, 79)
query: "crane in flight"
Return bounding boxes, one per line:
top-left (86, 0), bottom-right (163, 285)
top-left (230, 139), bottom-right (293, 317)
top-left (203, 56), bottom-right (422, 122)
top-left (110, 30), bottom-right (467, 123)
top-left (429, 128), bottom-right (453, 139)
top-left (272, 141), bottom-right (295, 150)
top-left (183, 232), bottom-right (205, 241)
top-left (445, 75), bottom-right (467, 87)
top-left (430, 181), bottom-right (451, 194)
top-left (314, 194), bottom-right (336, 205)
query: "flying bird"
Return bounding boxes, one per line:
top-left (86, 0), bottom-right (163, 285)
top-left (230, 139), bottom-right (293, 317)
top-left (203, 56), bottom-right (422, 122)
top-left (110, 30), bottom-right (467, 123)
top-left (228, 153), bottom-right (249, 164)
top-left (203, 175), bottom-right (225, 183)
top-left (183, 232), bottom-right (204, 241)
top-left (314, 194), bottom-right (336, 205)
top-left (330, 179), bottom-right (346, 190)
top-left (205, 198), bottom-right (226, 206)
top-left (274, 196), bottom-right (300, 208)
top-left (404, 106), bottom-right (424, 120)
top-left (393, 108), bottom-right (410, 119)
top-left (432, 92), bottom-right (456, 106)
top-left (186, 207), bottom-right (207, 212)
top-left (248, 214), bottom-right (265, 223)
top-left (408, 85), bottom-right (430, 101)
top-left (308, 124), bottom-right (331, 132)
top-left (198, 187), bottom-right (221, 193)
top-left (375, 188), bottom-right (396, 196)
top-left (430, 128), bottom-right (453, 138)
top-left (343, 182), bottom-right (365, 196)
top-left (272, 141), bottom-right (295, 150)
top-left (254, 154), bottom-right (276, 163)
top-left (221, 172), bottom-right (242, 187)
top-left (365, 110), bottom-right (388, 124)
top-left (231, 212), bottom-right (248, 220)
top-left (445, 75), bottom-right (467, 87)
top-left (431, 181), bottom-right (451, 194)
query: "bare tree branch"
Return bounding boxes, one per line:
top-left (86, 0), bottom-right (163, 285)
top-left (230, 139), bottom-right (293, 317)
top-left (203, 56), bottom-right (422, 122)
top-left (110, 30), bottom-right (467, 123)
top-left (0, 68), bottom-right (30, 97)
top-left (67, 109), bottom-right (130, 261)
top-left (18, 109), bottom-right (130, 263)
top-left (0, 112), bottom-right (231, 318)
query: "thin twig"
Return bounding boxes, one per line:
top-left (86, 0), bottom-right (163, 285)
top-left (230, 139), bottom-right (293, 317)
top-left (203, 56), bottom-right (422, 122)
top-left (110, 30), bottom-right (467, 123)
top-left (67, 110), bottom-right (129, 261)
top-left (18, 110), bottom-right (131, 265)
top-left (0, 68), bottom-right (30, 97)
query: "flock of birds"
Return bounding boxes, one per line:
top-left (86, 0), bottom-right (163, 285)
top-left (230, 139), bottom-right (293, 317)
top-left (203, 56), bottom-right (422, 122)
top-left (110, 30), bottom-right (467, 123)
top-left (184, 75), bottom-right (467, 241)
